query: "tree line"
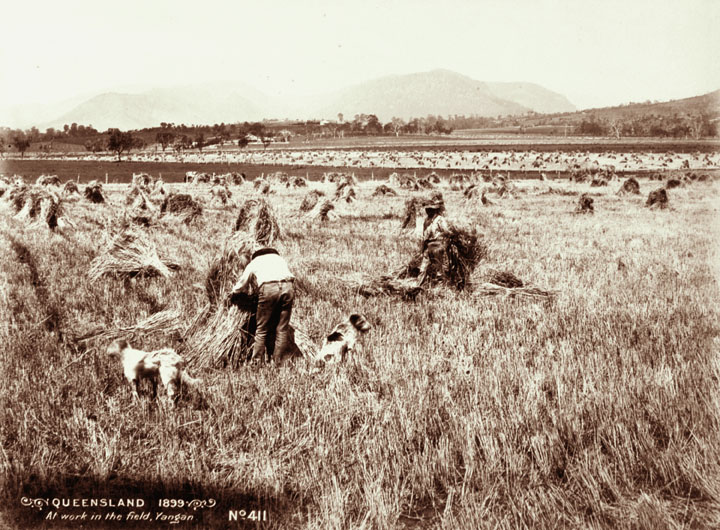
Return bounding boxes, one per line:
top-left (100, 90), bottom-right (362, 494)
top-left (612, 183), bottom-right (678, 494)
top-left (1, 107), bottom-right (717, 159)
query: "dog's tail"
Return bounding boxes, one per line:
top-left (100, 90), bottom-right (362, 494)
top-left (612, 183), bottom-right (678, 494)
top-left (181, 371), bottom-right (202, 388)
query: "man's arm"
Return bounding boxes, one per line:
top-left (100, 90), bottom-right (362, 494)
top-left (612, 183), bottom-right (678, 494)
top-left (231, 263), bottom-right (255, 294)
top-left (437, 216), bottom-right (451, 235)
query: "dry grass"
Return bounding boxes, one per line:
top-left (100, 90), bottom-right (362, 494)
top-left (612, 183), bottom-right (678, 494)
top-left (1, 174), bottom-right (719, 529)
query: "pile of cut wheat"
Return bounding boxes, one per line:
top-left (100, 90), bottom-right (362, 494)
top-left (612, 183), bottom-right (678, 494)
top-left (233, 198), bottom-right (281, 244)
top-left (88, 230), bottom-right (179, 280)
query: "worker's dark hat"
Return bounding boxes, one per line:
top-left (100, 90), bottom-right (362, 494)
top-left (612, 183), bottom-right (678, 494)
top-left (251, 247), bottom-right (279, 260)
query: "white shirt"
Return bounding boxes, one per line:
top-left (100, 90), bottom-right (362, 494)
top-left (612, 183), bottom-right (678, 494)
top-left (232, 252), bottom-right (294, 293)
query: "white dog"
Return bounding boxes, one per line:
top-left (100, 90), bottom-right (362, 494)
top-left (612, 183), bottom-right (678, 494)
top-left (107, 339), bottom-right (200, 403)
top-left (317, 314), bottom-right (371, 364)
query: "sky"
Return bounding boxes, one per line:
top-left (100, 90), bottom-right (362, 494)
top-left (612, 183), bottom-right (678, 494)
top-left (0, 0), bottom-right (718, 117)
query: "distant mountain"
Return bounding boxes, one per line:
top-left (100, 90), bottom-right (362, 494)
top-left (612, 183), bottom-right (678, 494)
top-left (485, 81), bottom-right (577, 115)
top-left (41, 82), bottom-right (275, 131)
top-left (307, 70), bottom-right (576, 121)
top-left (4, 70), bottom-right (578, 130)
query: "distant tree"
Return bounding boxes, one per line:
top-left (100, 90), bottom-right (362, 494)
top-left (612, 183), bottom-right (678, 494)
top-left (174, 135), bottom-right (192, 153)
top-left (194, 133), bottom-right (205, 152)
top-left (155, 131), bottom-right (175, 152)
top-left (84, 139), bottom-right (104, 153)
top-left (689, 114), bottom-right (711, 139)
top-left (390, 117), bottom-right (405, 136)
top-left (261, 136), bottom-right (272, 149)
top-left (366, 114), bottom-right (382, 135)
top-left (238, 135), bottom-right (250, 149)
top-left (107, 128), bottom-right (135, 161)
top-left (337, 112), bottom-right (344, 123)
top-left (12, 134), bottom-right (31, 158)
top-left (132, 137), bottom-right (146, 151)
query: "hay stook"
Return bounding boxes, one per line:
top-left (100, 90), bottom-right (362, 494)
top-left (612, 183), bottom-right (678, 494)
top-left (160, 193), bottom-right (203, 223)
top-left (88, 230), bottom-right (178, 281)
top-left (646, 188), bottom-right (669, 209)
top-left (233, 198), bottom-right (281, 245)
top-left (299, 189), bottom-right (325, 212)
top-left (83, 181), bottom-right (105, 203)
top-left (617, 177), bottom-right (640, 195)
top-left (575, 193), bottom-right (594, 214)
top-left (372, 184), bottom-right (397, 197)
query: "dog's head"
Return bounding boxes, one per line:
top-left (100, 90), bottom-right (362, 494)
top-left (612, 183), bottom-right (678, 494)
top-left (107, 338), bottom-right (130, 358)
top-left (319, 314), bottom-right (371, 364)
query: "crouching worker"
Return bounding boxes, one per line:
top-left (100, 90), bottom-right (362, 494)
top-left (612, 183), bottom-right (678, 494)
top-left (417, 194), bottom-right (450, 287)
top-left (231, 247), bottom-right (295, 363)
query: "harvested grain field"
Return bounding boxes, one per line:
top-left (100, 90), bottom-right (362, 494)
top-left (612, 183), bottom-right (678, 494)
top-left (1, 168), bottom-right (719, 528)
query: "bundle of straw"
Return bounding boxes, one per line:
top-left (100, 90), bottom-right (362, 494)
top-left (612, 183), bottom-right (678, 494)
top-left (88, 230), bottom-right (176, 280)
top-left (62, 180), bottom-right (79, 195)
top-left (228, 172), bottom-right (245, 185)
top-left (210, 185), bottom-right (232, 205)
top-left (483, 269), bottom-right (524, 288)
top-left (646, 187), bottom-right (669, 209)
top-left (7, 184), bottom-right (30, 212)
top-left (575, 193), bottom-right (594, 214)
top-left (83, 181), bottom-right (105, 203)
top-left (400, 197), bottom-right (424, 229)
top-left (233, 198), bottom-right (281, 244)
top-left (39, 192), bottom-right (62, 230)
top-left (125, 183), bottom-right (148, 205)
top-left (473, 283), bottom-right (556, 301)
top-left (354, 275), bottom-right (423, 300)
top-left (204, 232), bottom-right (255, 306)
top-left (286, 176), bottom-right (308, 188)
top-left (152, 178), bottom-right (166, 195)
top-left (426, 172), bottom-right (441, 184)
top-left (440, 224), bottom-right (487, 290)
top-left (192, 172), bottom-right (211, 185)
top-left (463, 184), bottom-right (480, 198)
top-left (160, 193), bottom-right (203, 222)
top-left (417, 178), bottom-right (434, 189)
top-left (36, 174), bottom-right (60, 186)
top-left (71, 309), bottom-right (185, 345)
top-left (308, 199), bottom-right (336, 222)
top-left (372, 184), bottom-right (397, 197)
top-left (15, 189), bottom-right (43, 219)
top-left (132, 173), bottom-right (154, 188)
top-left (299, 189), bottom-right (324, 212)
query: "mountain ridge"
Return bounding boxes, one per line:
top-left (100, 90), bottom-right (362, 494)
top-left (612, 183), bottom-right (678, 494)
top-left (2, 68), bottom-right (667, 130)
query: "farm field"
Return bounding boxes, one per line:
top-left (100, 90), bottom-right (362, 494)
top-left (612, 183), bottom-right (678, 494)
top-left (1, 168), bottom-right (720, 528)
top-left (3, 140), bottom-right (720, 185)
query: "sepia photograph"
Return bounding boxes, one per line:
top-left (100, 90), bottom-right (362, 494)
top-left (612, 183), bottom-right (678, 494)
top-left (1, 0), bottom-right (719, 527)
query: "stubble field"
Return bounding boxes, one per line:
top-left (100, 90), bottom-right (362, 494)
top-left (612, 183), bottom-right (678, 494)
top-left (1, 169), bottom-right (719, 528)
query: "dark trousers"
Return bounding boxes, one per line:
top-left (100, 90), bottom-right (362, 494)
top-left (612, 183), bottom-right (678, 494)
top-left (417, 239), bottom-right (445, 285)
top-left (253, 280), bottom-right (294, 362)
